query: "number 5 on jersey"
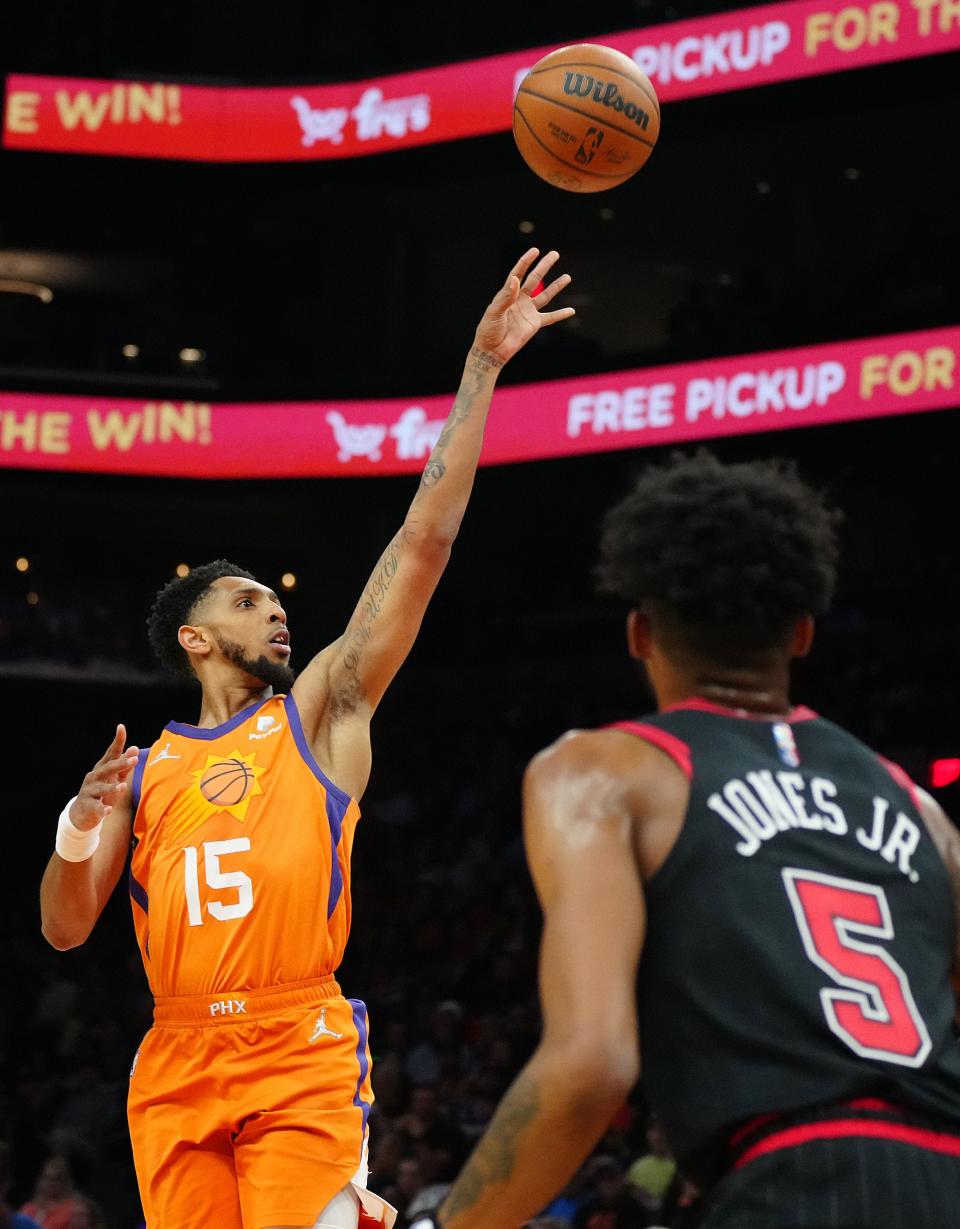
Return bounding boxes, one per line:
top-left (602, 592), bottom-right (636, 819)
top-left (184, 838), bottom-right (254, 926)
top-left (783, 867), bottom-right (932, 1068)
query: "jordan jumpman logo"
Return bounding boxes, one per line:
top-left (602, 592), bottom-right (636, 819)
top-left (309, 1008), bottom-right (344, 1043)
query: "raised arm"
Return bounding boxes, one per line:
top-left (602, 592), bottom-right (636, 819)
top-left (292, 250), bottom-right (573, 773)
top-left (436, 731), bottom-right (646, 1229)
top-left (40, 725), bottom-right (139, 950)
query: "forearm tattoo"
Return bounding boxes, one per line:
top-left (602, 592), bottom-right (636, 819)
top-left (441, 1070), bottom-right (541, 1223)
top-left (469, 345), bottom-right (504, 372)
top-left (420, 459), bottom-right (446, 489)
top-left (417, 349), bottom-right (499, 492)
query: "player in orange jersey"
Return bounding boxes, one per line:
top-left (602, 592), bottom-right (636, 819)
top-left (39, 249), bottom-right (574, 1229)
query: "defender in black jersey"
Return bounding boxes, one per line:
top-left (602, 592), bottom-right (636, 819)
top-left (436, 453), bottom-right (960, 1229)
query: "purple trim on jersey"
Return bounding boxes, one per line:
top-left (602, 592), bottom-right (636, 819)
top-left (324, 792), bottom-right (347, 918)
top-left (282, 693), bottom-right (352, 807)
top-left (130, 747), bottom-right (149, 816)
top-left (608, 721), bottom-right (693, 780)
top-left (165, 696), bottom-right (268, 740)
top-left (665, 697), bottom-right (818, 723)
top-left (349, 998), bottom-right (372, 1141)
top-left (128, 867), bottom-right (148, 915)
top-left (283, 692), bottom-right (349, 917)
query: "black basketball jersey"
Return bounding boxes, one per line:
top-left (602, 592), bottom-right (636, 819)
top-left (619, 699), bottom-right (960, 1188)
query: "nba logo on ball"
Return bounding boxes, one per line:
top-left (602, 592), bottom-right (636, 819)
top-left (575, 128), bottom-right (604, 165)
top-left (513, 44), bottom-right (660, 193)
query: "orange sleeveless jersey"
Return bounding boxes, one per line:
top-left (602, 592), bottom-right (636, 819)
top-left (128, 693), bottom-right (359, 998)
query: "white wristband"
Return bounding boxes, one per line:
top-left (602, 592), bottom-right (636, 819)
top-left (56, 797), bottom-right (103, 862)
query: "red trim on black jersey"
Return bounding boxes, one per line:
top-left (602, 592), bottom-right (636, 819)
top-left (845, 1097), bottom-right (904, 1114)
top-left (607, 721), bottom-right (693, 780)
top-left (878, 755), bottom-right (923, 813)
top-left (664, 698), bottom-right (818, 723)
top-left (727, 1111), bottom-right (780, 1150)
top-left (734, 1116), bottom-right (960, 1169)
top-left (730, 1098), bottom-right (905, 1154)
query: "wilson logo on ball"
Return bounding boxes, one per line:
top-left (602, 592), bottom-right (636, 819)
top-left (562, 74), bottom-right (651, 130)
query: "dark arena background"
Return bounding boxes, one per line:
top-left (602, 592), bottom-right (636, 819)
top-left (1, 2), bottom-right (959, 1226)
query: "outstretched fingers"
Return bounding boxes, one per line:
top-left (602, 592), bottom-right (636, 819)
top-left (532, 271), bottom-right (572, 309)
top-left (87, 746), bottom-right (140, 799)
top-left (99, 723), bottom-right (127, 764)
top-left (508, 247), bottom-right (541, 286)
top-left (97, 752), bottom-right (140, 782)
top-left (521, 249), bottom-right (560, 295)
top-left (538, 305), bottom-right (577, 327)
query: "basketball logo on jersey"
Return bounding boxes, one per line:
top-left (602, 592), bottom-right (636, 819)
top-left (163, 749), bottom-right (267, 844)
top-left (772, 722), bottom-right (800, 767)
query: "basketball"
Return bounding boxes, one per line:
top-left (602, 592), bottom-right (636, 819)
top-left (513, 44), bottom-right (660, 193)
top-left (200, 758), bottom-right (254, 806)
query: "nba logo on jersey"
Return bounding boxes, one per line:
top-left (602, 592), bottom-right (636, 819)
top-left (772, 722), bottom-right (800, 767)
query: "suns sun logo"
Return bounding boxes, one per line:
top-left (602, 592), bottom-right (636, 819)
top-left (163, 749), bottom-right (267, 844)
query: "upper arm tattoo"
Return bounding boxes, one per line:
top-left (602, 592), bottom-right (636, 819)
top-left (332, 532), bottom-right (404, 711)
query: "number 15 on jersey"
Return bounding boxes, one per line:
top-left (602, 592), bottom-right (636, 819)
top-left (184, 839), bottom-right (254, 926)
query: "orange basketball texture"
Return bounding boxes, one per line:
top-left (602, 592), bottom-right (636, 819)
top-left (513, 44), bottom-right (660, 194)
top-left (200, 759), bottom-right (254, 806)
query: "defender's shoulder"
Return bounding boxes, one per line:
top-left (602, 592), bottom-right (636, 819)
top-left (524, 726), bottom-right (687, 811)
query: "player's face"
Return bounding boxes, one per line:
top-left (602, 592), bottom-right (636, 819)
top-left (205, 576), bottom-right (296, 691)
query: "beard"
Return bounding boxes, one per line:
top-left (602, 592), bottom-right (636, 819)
top-left (215, 633), bottom-right (297, 693)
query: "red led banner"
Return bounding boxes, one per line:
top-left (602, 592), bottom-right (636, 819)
top-left (1, 328), bottom-right (956, 478)
top-left (4, 1), bottom-right (959, 161)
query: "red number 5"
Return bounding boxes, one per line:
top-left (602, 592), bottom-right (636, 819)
top-left (782, 868), bottom-right (931, 1068)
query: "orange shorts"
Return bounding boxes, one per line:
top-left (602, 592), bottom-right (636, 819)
top-left (128, 976), bottom-right (383, 1229)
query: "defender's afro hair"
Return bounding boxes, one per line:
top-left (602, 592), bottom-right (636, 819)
top-left (596, 452), bottom-right (840, 664)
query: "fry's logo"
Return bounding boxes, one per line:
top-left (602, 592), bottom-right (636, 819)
top-left (291, 87), bottom-right (431, 147)
top-left (290, 97), bottom-right (350, 146)
top-left (327, 406), bottom-right (444, 464)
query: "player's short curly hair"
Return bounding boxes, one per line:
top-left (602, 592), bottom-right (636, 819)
top-left (596, 452), bottom-right (840, 665)
top-left (147, 559), bottom-right (256, 678)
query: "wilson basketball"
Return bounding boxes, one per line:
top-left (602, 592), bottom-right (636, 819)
top-left (513, 44), bottom-right (660, 193)
top-left (200, 759), bottom-right (254, 806)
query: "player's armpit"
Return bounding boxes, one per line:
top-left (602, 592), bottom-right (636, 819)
top-left (523, 729), bottom-right (646, 1084)
top-left (915, 786), bottom-right (960, 974)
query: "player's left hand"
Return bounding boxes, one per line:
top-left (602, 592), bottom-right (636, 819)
top-left (473, 248), bottom-right (574, 365)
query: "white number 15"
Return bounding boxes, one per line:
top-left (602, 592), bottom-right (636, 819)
top-left (183, 838), bottom-right (254, 926)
